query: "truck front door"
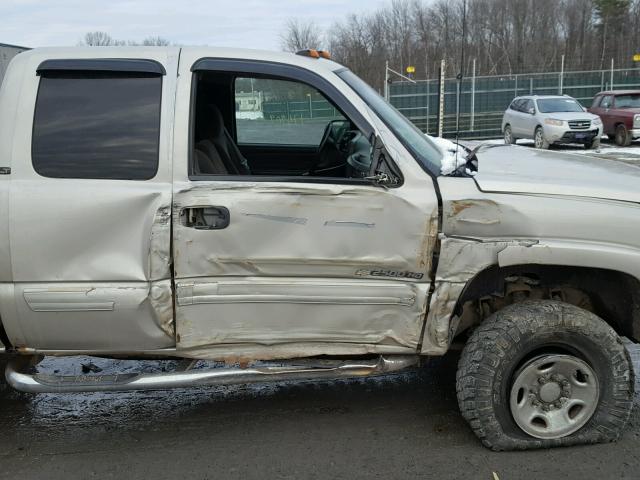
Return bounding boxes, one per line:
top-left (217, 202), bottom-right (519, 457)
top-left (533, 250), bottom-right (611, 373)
top-left (171, 54), bottom-right (439, 361)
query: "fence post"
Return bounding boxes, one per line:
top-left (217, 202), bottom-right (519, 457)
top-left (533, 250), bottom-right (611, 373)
top-left (559, 54), bottom-right (564, 94)
top-left (514, 74), bottom-right (518, 97)
top-left (437, 59), bottom-right (445, 138)
top-left (529, 77), bottom-right (533, 95)
top-left (610, 58), bottom-right (614, 90)
top-left (425, 58), bottom-right (429, 134)
top-left (384, 60), bottom-right (389, 101)
top-left (470, 58), bottom-right (476, 132)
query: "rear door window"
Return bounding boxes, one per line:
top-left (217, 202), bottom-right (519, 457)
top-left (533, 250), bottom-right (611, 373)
top-left (32, 72), bottom-right (162, 180)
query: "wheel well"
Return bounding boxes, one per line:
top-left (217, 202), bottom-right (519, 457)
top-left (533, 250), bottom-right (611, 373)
top-left (452, 264), bottom-right (640, 341)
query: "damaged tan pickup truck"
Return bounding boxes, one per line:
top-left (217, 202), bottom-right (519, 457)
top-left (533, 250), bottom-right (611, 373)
top-left (0, 47), bottom-right (637, 450)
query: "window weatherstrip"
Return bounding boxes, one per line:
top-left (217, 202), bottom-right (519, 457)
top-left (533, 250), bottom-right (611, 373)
top-left (37, 58), bottom-right (166, 76)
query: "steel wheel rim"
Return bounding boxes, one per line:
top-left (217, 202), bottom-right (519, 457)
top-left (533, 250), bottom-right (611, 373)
top-left (534, 129), bottom-right (543, 148)
top-left (509, 354), bottom-right (599, 439)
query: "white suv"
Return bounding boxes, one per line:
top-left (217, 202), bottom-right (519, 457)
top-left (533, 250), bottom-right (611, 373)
top-left (502, 95), bottom-right (602, 149)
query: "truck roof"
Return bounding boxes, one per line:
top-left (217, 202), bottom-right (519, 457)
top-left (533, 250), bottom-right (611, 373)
top-left (14, 46), bottom-right (344, 74)
top-left (594, 90), bottom-right (640, 96)
top-left (513, 95), bottom-right (579, 101)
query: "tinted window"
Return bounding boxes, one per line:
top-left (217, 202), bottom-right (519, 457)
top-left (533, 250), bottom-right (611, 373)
top-left (591, 95), bottom-right (602, 108)
top-left (537, 98), bottom-right (584, 113)
top-left (32, 72), bottom-right (162, 180)
top-left (234, 77), bottom-right (345, 146)
top-left (615, 94), bottom-right (640, 108)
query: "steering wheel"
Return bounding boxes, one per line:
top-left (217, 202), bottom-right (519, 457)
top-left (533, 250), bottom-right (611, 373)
top-left (308, 121), bottom-right (337, 176)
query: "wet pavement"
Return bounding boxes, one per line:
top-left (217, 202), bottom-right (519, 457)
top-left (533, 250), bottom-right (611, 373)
top-left (0, 352), bottom-right (639, 480)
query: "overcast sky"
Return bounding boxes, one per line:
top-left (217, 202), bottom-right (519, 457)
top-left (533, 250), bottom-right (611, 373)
top-left (1, 0), bottom-right (382, 50)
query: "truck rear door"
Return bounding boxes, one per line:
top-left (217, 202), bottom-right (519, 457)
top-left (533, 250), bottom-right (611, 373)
top-left (0, 49), bottom-right (179, 352)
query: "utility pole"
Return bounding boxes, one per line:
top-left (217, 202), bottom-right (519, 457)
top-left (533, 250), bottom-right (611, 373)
top-left (559, 54), bottom-right (565, 94)
top-left (437, 59), bottom-right (446, 138)
top-left (425, 57), bottom-right (430, 134)
top-left (611, 58), bottom-right (615, 90)
top-left (455, 0), bottom-right (467, 142)
top-left (384, 60), bottom-right (389, 101)
top-left (470, 58), bottom-right (476, 132)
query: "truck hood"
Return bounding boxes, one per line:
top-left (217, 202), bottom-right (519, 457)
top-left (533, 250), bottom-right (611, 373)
top-left (472, 144), bottom-right (640, 204)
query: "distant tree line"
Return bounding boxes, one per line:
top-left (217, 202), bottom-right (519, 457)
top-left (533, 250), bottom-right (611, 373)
top-left (281, 0), bottom-right (640, 91)
top-left (80, 31), bottom-right (172, 46)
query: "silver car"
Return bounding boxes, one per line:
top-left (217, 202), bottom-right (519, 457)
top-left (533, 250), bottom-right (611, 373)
top-left (502, 95), bottom-right (602, 149)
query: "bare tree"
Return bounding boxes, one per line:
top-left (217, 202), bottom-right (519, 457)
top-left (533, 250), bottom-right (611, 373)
top-left (81, 31), bottom-right (124, 46)
top-left (141, 36), bottom-right (171, 46)
top-left (304, 0), bottom-right (640, 90)
top-left (80, 32), bottom-right (174, 47)
top-left (280, 19), bottom-right (323, 52)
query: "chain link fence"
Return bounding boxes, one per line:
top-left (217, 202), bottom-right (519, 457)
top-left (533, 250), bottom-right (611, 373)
top-left (389, 67), bottom-right (640, 139)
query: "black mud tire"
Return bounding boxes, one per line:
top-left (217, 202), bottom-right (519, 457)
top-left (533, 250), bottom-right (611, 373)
top-left (456, 300), bottom-right (634, 451)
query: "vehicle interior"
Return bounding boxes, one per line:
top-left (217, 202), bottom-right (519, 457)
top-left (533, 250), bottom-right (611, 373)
top-left (191, 71), bottom-right (372, 179)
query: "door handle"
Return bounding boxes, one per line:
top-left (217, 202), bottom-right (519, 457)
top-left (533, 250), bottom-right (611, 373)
top-left (182, 206), bottom-right (230, 230)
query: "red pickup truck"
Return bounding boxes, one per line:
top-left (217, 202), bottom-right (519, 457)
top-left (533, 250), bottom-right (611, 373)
top-left (588, 90), bottom-right (640, 146)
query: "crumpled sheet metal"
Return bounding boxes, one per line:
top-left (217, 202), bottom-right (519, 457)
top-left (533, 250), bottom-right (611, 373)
top-left (172, 180), bottom-right (437, 361)
top-left (420, 236), bottom-right (538, 354)
top-left (175, 277), bottom-right (430, 358)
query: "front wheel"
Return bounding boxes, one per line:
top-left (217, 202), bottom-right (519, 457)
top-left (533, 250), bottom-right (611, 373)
top-left (534, 126), bottom-right (549, 149)
top-left (456, 300), bottom-right (634, 450)
top-left (585, 137), bottom-right (601, 150)
top-left (504, 124), bottom-right (516, 144)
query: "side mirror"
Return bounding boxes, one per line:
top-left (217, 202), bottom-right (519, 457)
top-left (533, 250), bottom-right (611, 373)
top-left (528, 108), bottom-right (535, 115)
top-left (367, 134), bottom-right (401, 187)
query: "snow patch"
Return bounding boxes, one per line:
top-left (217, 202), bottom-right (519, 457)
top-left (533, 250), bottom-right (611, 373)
top-left (428, 135), bottom-right (468, 175)
top-left (236, 111), bottom-right (264, 120)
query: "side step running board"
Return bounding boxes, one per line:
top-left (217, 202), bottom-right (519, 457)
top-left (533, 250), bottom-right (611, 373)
top-left (5, 355), bottom-right (418, 394)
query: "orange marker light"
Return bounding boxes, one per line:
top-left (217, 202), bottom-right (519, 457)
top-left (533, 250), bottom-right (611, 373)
top-left (295, 49), bottom-right (322, 59)
top-left (318, 50), bottom-right (331, 59)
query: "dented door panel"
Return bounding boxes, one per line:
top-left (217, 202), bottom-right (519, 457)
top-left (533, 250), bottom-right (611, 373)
top-left (176, 277), bottom-right (429, 349)
top-left (2, 48), bottom-right (178, 351)
top-left (11, 280), bottom-right (174, 350)
top-left (172, 180), bottom-right (435, 356)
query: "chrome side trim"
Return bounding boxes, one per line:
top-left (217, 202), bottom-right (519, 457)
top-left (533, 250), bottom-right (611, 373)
top-left (6, 355), bottom-right (418, 393)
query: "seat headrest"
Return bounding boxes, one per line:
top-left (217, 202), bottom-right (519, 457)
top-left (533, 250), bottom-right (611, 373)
top-left (197, 104), bottom-right (225, 139)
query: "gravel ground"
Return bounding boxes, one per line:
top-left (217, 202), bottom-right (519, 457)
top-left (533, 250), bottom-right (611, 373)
top-left (0, 347), bottom-right (638, 480)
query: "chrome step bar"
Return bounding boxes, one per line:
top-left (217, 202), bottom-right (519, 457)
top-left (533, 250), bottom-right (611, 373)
top-left (5, 355), bottom-right (418, 394)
